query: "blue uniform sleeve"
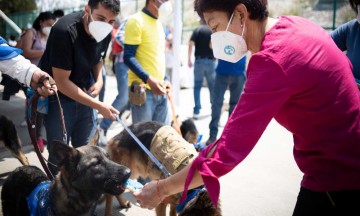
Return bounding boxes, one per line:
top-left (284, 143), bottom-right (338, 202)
top-left (0, 36), bottom-right (22, 60)
top-left (123, 44), bottom-right (149, 83)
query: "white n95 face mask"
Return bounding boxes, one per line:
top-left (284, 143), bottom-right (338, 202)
top-left (42, 26), bottom-right (51, 36)
top-left (88, 11), bottom-right (113, 43)
top-left (211, 13), bottom-right (247, 63)
top-left (159, 1), bottom-right (173, 17)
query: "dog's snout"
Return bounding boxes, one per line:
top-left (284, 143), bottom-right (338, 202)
top-left (123, 168), bottom-right (131, 179)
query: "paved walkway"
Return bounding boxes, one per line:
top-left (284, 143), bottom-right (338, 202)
top-left (0, 73), bottom-right (302, 215)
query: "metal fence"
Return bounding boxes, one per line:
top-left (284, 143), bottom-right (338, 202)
top-left (1, 11), bottom-right (37, 38)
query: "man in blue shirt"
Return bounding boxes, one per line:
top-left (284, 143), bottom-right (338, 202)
top-left (206, 57), bottom-right (247, 145)
top-left (331, 0), bottom-right (360, 87)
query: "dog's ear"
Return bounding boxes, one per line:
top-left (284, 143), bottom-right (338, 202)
top-left (89, 129), bottom-right (100, 146)
top-left (51, 140), bottom-right (79, 164)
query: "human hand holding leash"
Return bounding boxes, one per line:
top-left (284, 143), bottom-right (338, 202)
top-left (30, 71), bottom-right (57, 97)
top-left (147, 76), bottom-right (167, 95)
top-left (97, 102), bottom-right (119, 120)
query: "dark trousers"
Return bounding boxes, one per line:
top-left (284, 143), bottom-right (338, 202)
top-left (293, 187), bottom-right (360, 216)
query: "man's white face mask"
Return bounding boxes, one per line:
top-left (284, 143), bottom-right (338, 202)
top-left (159, 1), bottom-right (172, 17)
top-left (154, 0), bottom-right (173, 17)
top-left (88, 10), bottom-right (113, 43)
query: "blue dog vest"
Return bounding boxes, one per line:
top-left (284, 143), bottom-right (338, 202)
top-left (27, 181), bottom-right (55, 216)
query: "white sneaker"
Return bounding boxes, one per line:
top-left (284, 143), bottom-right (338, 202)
top-left (98, 128), bottom-right (108, 146)
top-left (20, 120), bottom-right (27, 127)
top-left (193, 113), bottom-right (200, 120)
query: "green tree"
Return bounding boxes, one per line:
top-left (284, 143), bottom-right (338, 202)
top-left (0, 0), bottom-right (37, 14)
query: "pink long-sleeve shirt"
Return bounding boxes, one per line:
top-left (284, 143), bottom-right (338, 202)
top-left (181, 16), bottom-right (360, 207)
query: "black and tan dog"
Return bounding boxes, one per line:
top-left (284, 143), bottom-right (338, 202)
top-left (105, 121), bottom-right (221, 216)
top-left (0, 115), bottom-right (29, 165)
top-left (1, 139), bottom-right (131, 216)
top-left (179, 118), bottom-right (199, 145)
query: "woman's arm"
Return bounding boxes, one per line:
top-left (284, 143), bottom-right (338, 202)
top-left (133, 145), bottom-right (216, 209)
top-left (21, 30), bottom-right (43, 59)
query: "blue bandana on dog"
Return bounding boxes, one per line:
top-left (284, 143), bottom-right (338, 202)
top-left (176, 187), bottom-right (207, 213)
top-left (27, 181), bottom-right (55, 216)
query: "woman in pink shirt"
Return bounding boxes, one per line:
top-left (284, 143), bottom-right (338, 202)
top-left (134, 0), bottom-right (360, 215)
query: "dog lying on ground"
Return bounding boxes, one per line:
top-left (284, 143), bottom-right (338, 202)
top-left (0, 115), bottom-right (29, 165)
top-left (105, 121), bottom-right (221, 216)
top-left (1, 139), bottom-right (131, 216)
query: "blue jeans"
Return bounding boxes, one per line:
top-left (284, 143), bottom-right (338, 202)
top-left (99, 65), bottom-right (106, 102)
top-left (44, 94), bottom-right (97, 175)
top-left (100, 62), bottom-right (128, 130)
top-left (193, 59), bottom-right (215, 114)
top-left (209, 73), bottom-right (246, 137)
top-left (130, 89), bottom-right (170, 125)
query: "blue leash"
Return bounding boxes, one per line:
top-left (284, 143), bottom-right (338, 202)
top-left (114, 116), bottom-right (171, 177)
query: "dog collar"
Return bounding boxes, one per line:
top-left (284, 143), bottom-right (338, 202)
top-left (27, 181), bottom-right (55, 216)
top-left (176, 186), bottom-right (207, 213)
top-left (194, 134), bottom-right (205, 151)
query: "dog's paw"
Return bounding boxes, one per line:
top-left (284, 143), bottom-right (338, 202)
top-left (119, 200), bottom-right (131, 209)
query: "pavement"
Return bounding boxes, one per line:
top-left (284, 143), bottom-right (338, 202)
top-left (0, 72), bottom-right (303, 216)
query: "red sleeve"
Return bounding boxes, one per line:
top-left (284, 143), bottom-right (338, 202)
top-left (181, 54), bottom-right (291, 207)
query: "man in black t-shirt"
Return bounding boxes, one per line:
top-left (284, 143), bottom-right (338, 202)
top-left (188, 19), bottom-right (215, 119)
top-left (39, 0), bottom-right (120, 175)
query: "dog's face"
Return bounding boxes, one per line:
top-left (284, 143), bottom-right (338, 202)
top-left (180, 118), bottom-right (199, 144)
top-left (52, 140), bottom-right (131, 196)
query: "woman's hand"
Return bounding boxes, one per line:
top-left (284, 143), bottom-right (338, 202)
top-left (133, 180), bottom-right (166, 209)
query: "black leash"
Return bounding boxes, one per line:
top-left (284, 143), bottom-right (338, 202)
top-left (26, 76), bottom-right (67, 180)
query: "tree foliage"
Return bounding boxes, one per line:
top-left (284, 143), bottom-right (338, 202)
top-left (0, 0), bottom-right (37, 14)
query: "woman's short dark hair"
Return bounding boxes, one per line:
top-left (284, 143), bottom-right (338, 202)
top-left (349, 0), bottom-right (360, 13)
top-left (53, 9), bottom-right (64, 18)
top-left (32, 11), bottom-right (55, 31)
top-left (194, 0), bottom-right (268, 21)
top-left (88, 0), bottom-right (120, 14)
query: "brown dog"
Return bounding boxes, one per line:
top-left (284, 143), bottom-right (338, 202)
top-left (105, 121), bottom-right (221, 216)
top-left (0, 115), bottom-right (29, 165)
